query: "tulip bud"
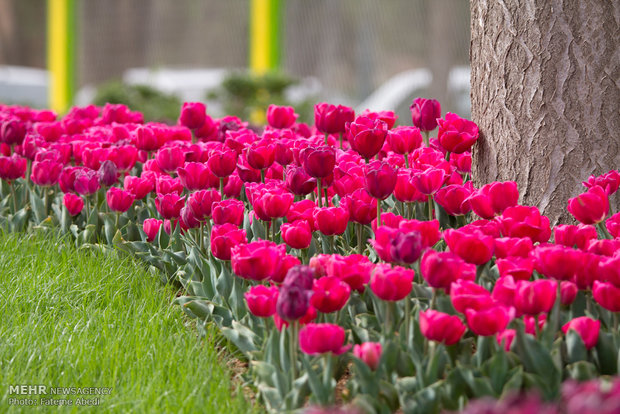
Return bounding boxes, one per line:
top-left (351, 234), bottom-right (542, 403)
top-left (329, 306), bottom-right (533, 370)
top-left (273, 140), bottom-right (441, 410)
top-left (562, 317), bottom-right (600, 349)
top-left (353, 342), bottom-right (382, 371)
top-left (419, 310), bottom-right (467, 345)
top-left (245, 285), bottom-right (279, 318)
top-left (142, 218), bottom-right (163, 242)
top-left (410, 98), bottom-right (441, 132)
top-left (365, 161), bottom-right (397, 200)
top-left (106, 187), bottom-right (135, 213)
top-left (299, 323), bottom-right (350, 355)
top-left (98, 160), bottom-right (119, 187)
top-left (63, 193), bottom-right (84, 216)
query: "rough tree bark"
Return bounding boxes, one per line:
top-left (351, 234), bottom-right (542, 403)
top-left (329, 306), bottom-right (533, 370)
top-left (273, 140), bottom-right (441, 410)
top-left (470, 0), bottom-right (620, 224)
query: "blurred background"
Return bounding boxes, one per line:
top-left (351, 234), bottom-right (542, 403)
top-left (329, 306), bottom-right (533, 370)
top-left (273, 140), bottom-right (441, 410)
top-left (0, 0), bottom-right (471, 124)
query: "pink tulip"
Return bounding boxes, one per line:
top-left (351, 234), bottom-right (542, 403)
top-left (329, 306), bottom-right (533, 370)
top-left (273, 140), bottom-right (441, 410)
top-left (63, 193), bottom-right (84, 216)
top-left (207, 148), bottom-right (238, 178)
top-left (179, 102), bottom-right (206, 130)
top-left (313, 207), bottom-right (349, 236)
top-left (497, 206), bottom-right (551, 244)
top-left (412, 167), bottom-right (445, 195)
top-left (353, 342), bottom-right (382, 371)
top-left (494, 237), bottom-right (533, 259)
top-left (410, 98), bottom-right (441, 132)
top-left (311, 276), bottom-right (351, 313)
top-left (211, 223), bottom-right (247, 261)
top-left (554, 224), bottom-right (598, 250)
top-left (348, 116), bottom-right (388, 160)
top-left (421, 250), bottom-right (476, 292)
top-left (281, 220), bottom-right (313, 250)
top-left (188, 189), bottom-right (221, 221)
top-left (592, 281), bottom-right (620, 312)
top-left (420, 310), bottom-right (467, 345)
top-left (299, 323), bottom-right (350, 355)
top-left (365, 160), bottom-right (397, 200)
top-left (0, 154), bottom-right (27, 182)
top-left (245, 285), bottom-right (279, 318)
top-left (340, 189), bottom-right (378, 225)
top-left (567, 186), bottom-right (609, 225)
top-left (514, 279), bottom-right (557, 316)
top-left (142, 218), bottom-right (162, 242)
top-left (370, 263), bottom-right (414, 302)
top-left (300, 146), bottom-right (336, 179)
top-left (266, 104), bottom-right (298, 129)
top-left (124, 176), bottom-right (154, 200)
top-left (562, 317), bottom-right (600, 349)
top-left (106, 187), bottom-right (135, 213)
top-left (434, 184), bottom-right (472, 216)
top-left (606, 212), bottom-right (620, 238)
top-left (314, 103), bottom-right (355, 135)
top-left (387, 126), bottom-right (422, 155)
top-left (327, 254), bottom-right (373, 293)
top-left (582, 170), bottom-right (620, 195)
top-left (450, 280), bottom-right (494, 313)
top-left (155, 193), bottom-right (185, 220)
top-left (443, 228), bottom-right (494, 265)
top-left (177, 162), bottom-right (211, 191)
top-left (437, 112), bottom-right (479, 154)
top-left (496, 256), bottom-right (534, 281)
top-left (31, 159), bottom-right (62, 186)
top-left (231, 240), bottom-right (284, 281)
top-left (467, 181), bottom-right (519, 219)
top-left (465, 306), bottom-right (513, 336)
top-left (155, 146), bottom-right (185, 173)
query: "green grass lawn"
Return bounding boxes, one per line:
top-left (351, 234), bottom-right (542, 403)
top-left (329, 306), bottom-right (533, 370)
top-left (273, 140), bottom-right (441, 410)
top-left (0, 231), bottom-right (259, 413)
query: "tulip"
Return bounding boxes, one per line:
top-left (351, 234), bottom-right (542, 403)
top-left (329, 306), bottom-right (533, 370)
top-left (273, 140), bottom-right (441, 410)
top-left (467, 181), bottom-right (519, 219)
top-left (567, 186), bottom-right (609, 225)
top-left (497, 206), bottom-right (551, 243)
top-left (514, 279), bottom-right (557, 316)
top-left (135, 125), bottom-right (160, 152)
top-left (605, 212), bottom-right (620, 238)
top-left (494, 237), bottom-right (534, 259)
top-left (340, 189), bottom-right (377, 225)
top-left (450, 280), bottom-right (494, 313)
top-left (419, 310), bottom-right (467, 345)
top-left (276, 284), bottom-right (311, 321)
top-left (207, 148), bottom-right (238, 178)
top-left (155, 193), bottom-right (185, 220)
top-left (281, 220), bottom-right (313, 250)
top-left (231, 240), bottom-right (284, 281)
top-left (124, 176), bottom-right (154, 200)
top-left (362, 109), bottom-right (398, 129)
top-left (553, 224), bottom-right (598, 250)
top-left (266, 104), bottom-right (298, 129)
top-left (443, 228), bottom-right (494, 265)
top-left (142, 218), bottom-right (162, 242)
top-left (63, 193), bottom-right (84, 216)
top-left (465, 306), bottom-right (513, 336)
top-left (491, 276), bottom-right (517, 308)
top-left (560, 281), bottom-right (578, 306)
top-left (327, 254), bottom-right (373, 292)
top-left (105, 187), bottom-right (135, 213)
top-left (412, 167), bottom-right (445, 195)
top-left (398, 219), bottom-right (442, 249)
top-left (390, 231), bottom-right (423, 265)
top-left (271, 254), bottom-right (302, 284)
top-left (583, 170), bottom-right (620, 196)
top-left (0, 154), bottom-right (27, 182)
top-left (245, 285), bottom-right (279, 318)
top-left (370, 226), bottom-right (400, 262)
top-left (300, 146), bottom-right (336, 179)
top-left (287, 199), bottom-right (317, 230)
top-left (246, 139), bottom-right (275, 171)
top-left (311, 276), bottom-right (351, 313)
top-left (74, 169), bottom-right (100, 196)
top-left (156, 147), bottom-right (185, 173)
top-left (252, 190), bottom-right (294, 221)
top-left (599, 255), bottom-right (620, 287)
top-left (394, 169), bottom-right (427, 203)
top-left (434, 184), bottom-right (472, 216)
top-left (187, 189), bottom-right (221, 221)
top-left (180, 205), bottom-right (201, 230)
top-left (0, 117), bottom-right (27, 146)
top-left (532, 245), bottom-right (579, 281)
top-left (353, 342), bottom-right (382, 371)
top-left (314, 207), bottom-right (349, 236)
top-left (387, 126), bottom-right (422, 156)
top-left (437, 112), bottom-right (479, 154)
top-left (210, 223), bottom-right (247, 261)
top-left (179, 101), bottom-right (206, 129)
top-left (496, 330), bottom-right (516, 351)
top-left (212, 199), bottom-right (244, 227)
top-left (274, 141), bottom-right (294, 166)
top-left (176, 162), bottom-right (211, 191)
top-left (109, 145), bottom-right (138, 172)
top-left (285, 165), bottom-right (317, 196)
top-left (365, 161), bottom-right (397, 200)
top-left (421, 250), bottom-right (476, 291)
top-left (98, 160), bottom-right (119, 187)
top-left (592, 281), bottom-right (620, 312)
top-left (31, 159), bottom-right (63, 186)
top-left (156, 175), bottom-right (184, 196)
top-left (562, 317), bottom-right (600, 349)
top-left (348, 116), bottom-right (388, 160)
top-left (496, 256), bottom-right (534, 281)
top-left (410, 98), bottom-right (441, 132)
top-left (586, 239), bottom-right (620, 256)
top-left (450, 151), bottom-right (472, 174)
top-left (299, 323), bottom-right (349, 355)
top-left (314, 103), bottom-right (355, 135)
top-left (370, 263), bottom-right (414, 301)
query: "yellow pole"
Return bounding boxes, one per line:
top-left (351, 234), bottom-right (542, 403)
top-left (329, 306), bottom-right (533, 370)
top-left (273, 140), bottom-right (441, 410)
top-left (47, 0), bottom-right (76, 113)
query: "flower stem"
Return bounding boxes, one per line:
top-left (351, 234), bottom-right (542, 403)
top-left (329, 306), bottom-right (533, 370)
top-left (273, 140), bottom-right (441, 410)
top-left (260, 169), bottom-right (265, 184)
top-left (405, 154), bottom-right (410, 169)
top-left (9, 182), bottom-right (17, 213)
top-left (323, 353), bottom-right (334, 405)
top-left (429, 288), bottom-right (437, 310)
top-left (289, 321), bottom-right (298, 383)
top-left (317, 178), bottom-right (323, 208)
top-left (357, 222), bottom-right (364, 255)
top-left (219, 177), bottom-right (225, 200)
top-left (324, 133), bottom-right (329, 146)
top-left (377, 200), bottom-right (382, 227)
top-left (324, 187), bottom-right (329, 207)
top-left (423, 131), bottom-right (429, 147)
top-left (427, 196), bottom-right (433, 220)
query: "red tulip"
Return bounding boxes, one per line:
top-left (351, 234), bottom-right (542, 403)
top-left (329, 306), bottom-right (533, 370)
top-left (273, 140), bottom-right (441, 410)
top-left (348, 116), bottom-right (388, 160)
top-left (362, 109), bottom-right (398, 129)
top-left (419, 310), bottom-right (467, 345)
top-left (106, 187), bottom-right (135, 213)
top-left (0, 117), bottom-right (27, 146)
top-left (599, 255), bottom-right (620, 287)
top-left (586, 239), bottom-right (620, 257)
top-left (562, 317), bottom-right (600, 349)
top-left (606, 212), bottom-right (620, 238)
top-left (497, 206), bottom-right (551, 243)
top-left (561, 281), bottom-right (578, 306)
top-left (553, 224), bottom-right (598, 250)
top-left (370, 263), bottom-right (414, 302)
top-left (398, 219), bottom-right (441, 249)
top-left (211, 223), bottom-right (247, 261)
top-left (207, 148), bottom-right (238, 178)
top-left (567, 186), bottom-right (609, 225)
top-left (465, 306), bottom-right (513, 336)
top-left (353, 342), bottom-right (382, 371)
top-left (492, 276), bottom-right (517, 308)
top-left (266, 104), bottom-right (298, 129)
top-left (468, 181), bottom-right (519, 219)
top-left (394, 169), bottom-right (427, 203)
top-left (231, 240), bottom-right (285, 281)
top-left (497, 329), bottom-right (516, 351)
top-left (0, 154), bottom-right (27, 182)
top-left (63, 193), bottom-right (84, 216)
top-left (390, 231), bottom-right (423, 265)
top-left (176, 162), bottom-right (209, 190)
top-left (340, 189), bottom-right (378, 225)
top-left (421, 250), bottom-right (476, 291)
top-left (387, 126), bottom-right (422, 155)
top-left (285, 165), bottom-right (317, 196)
top-left (582, 170), bottom-right (620, 196)
top-left (252, 190), bottom-right (294, 221)
top-left (155, 193), bottom-right (185, 220)
top-left (271, 254), bottom-right (302, 284)
top-left (412, 167), bottom-right (445, 195)
top-left (135, 125), bottom-right (161, 152)
top-left (281, 220), bottom-right (312, 250)
top-left (188, 189), bottom-right (221, 221)
top-left (450, 151), bottom-right (472, 174)
top-left (74, 169), bottom-right (100, 196)
top-left (142, 218), bottom-right (162, 242)
top-left (245, 285), bottom-right (279, 318)
top-left (514, 279), bottom-right (557, 315)
top-left (246, 139), bottom-right (275, 171)
top-left (437, 112), bottom-right (479, 154)
top-left (299, 323), bottom-right (350, 355)
top-left (31, 159), bottom-right (62, 186)
top-left (314, 103), bottom-right (355, 135)
top-left (592, 281), bottom-right (620, 312)
top-left (365, 161), bottom-right (397, 200)
top-left (327, 254), bottom-right (373, 292)
top-left (313, 206), bottom-right (349, 236)
top-left (410, 98), bottom-right (441, 132)
top-left (494, 237), bottom-right (534, 259)
top-left (179, 102), bottom-right (206, 130)
top-left (532, 245), bottom-right (579, 281)
top-left (212, 199), bottom-right (244, 227)
top-left (311, 276), bottom-right (351, 313)
top-left (300, 146), bottom-right (336, 179)
top-left (434, 184), bottom-right (472, 216)
top-left (443, 228), bottom-right (494, 265)
top-left (156, 147), bottom-right (185, 173)
top-left (496, 256), bottom-right (534, 281)
top-left (450, 280), bottom-right (494, 313)
top-left (124, 176), bottom-right (154, 200)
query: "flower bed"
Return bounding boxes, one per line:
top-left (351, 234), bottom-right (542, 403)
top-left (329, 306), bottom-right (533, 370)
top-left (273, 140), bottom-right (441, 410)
top-left (0, 99), bottom-right (619, 413)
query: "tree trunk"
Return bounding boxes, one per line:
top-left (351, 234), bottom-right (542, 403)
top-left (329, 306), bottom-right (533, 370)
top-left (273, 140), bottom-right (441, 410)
top-left (470, 0), bottom-right (620, 224)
